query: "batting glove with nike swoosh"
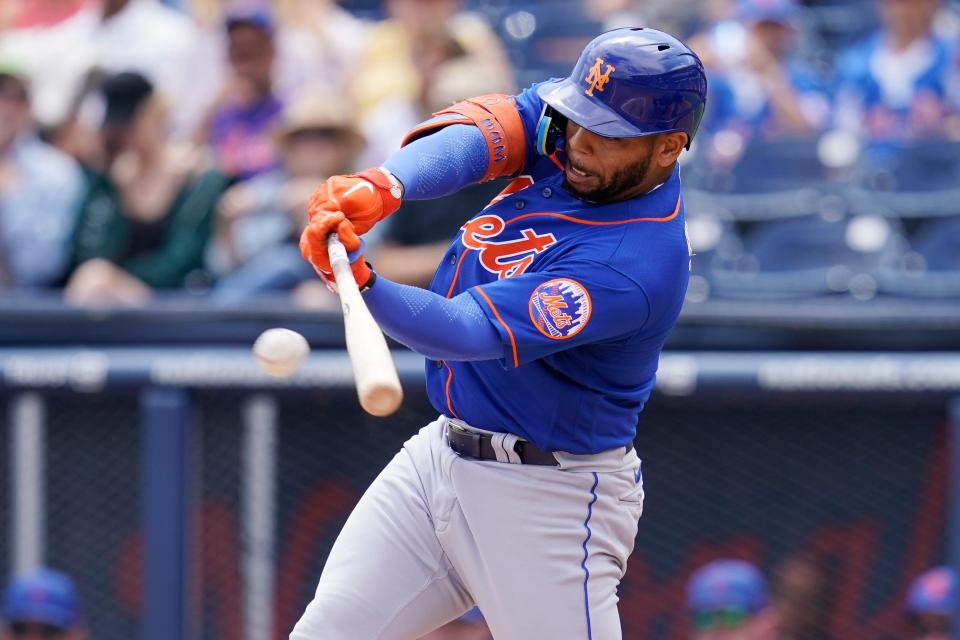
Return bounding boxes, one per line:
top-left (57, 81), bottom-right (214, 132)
top-left (306, 168), bottom-right (404, 235)
top-left (300, 212), bottom-right (374, 291)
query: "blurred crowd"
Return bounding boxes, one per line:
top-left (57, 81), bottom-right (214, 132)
top-left (3, 561), bottom-right (955, 639)
top-left (0, 0), bottom-right (959, 306)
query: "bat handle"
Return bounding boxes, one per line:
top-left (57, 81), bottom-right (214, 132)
top-left (326, 232), bottom-right (353, 288)
top-left (326, 232), bottom-right (403, 417)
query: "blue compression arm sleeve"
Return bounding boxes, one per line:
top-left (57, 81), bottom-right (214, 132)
top-left (363, 276), bottom-right (502, 361)
top-left (382, 124), bottom-right (488, 200)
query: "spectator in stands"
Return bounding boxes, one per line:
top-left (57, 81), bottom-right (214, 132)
top-left (371, 54), bottom-right (513, 287)
top-left (419, 608), bottom-right (492, 640)
top-left (686, 559), bottom-right (777, 640)
top-left (0, 61), bottom-right (84, 291)
top-left (1, 568), bottom-right (86, 640)
top-left (272, 0), bottom-right (369, 99)
top-left (64, 72), bottom-right (230, 306)
top-left (770, 554), bottom-right (834, 640)
top-left (185, 0), bottom-right (368, 150)
top-left (196, 9), bottom-right (284, 182)
top-left (834, 0), bottom-right (957, 144)
top-left (352, 0), bottom-right (514, 166)
top-left (209, 90), bottom-right (364, 301)
top-left (0, 0), bottom-right (199, 137)
top-left (905, 566), bottom-right (955, 640)
top-left (696, 0), bottom-right (830, 155)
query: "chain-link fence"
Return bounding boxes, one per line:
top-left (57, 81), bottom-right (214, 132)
top-left (45, 393), bottom-right (142, 640)
top-left (1, 360), bottom-right (953, 640)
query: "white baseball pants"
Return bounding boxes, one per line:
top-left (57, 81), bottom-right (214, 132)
top-left (289, 416), bottom-right (643, 640)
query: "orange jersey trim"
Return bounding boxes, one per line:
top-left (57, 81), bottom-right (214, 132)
top-left (443, 361), bottom-right (459, 418)
top-left (505, 194), bottom-right (681, 227)
top-left (474, 287), bottom-right (520, 369)
top-left (445, 250), bottom-right (469, 298)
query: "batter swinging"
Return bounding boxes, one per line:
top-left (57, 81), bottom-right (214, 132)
top-left (293, 28), bottom-right (707, 640)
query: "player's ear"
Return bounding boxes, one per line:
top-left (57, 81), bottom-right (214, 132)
top-left (654, 132), bottom-right (687, 168)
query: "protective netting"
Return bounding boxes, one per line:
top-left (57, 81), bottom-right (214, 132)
top-left (268, 390), bottom-right (947, 640)
top-left (1, 383), bottom-right (949, 640)
top-left (44, 393), bottom-right (142, 640)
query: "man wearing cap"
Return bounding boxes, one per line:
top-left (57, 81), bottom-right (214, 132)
top-left (698, 0), bottom-right (830, 143)
top-left (686, 560), bottom-right (777, 640)
top-left (905, 566), bottom-right (955, 640)
top-left (0, 62), bottom-right (83, 291)
top-left (209, 90), bottom-right (365, 300)
top-left (1, 569), bottom-right (86, 640)
top-left (197, 9), bottom-right (284, 182)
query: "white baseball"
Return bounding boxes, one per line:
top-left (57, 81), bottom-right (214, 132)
top-left (253, 328), bottom-right (310, 378)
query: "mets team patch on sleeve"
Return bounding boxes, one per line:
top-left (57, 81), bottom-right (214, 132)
top-left (528, 278), bottom-right (592, 340)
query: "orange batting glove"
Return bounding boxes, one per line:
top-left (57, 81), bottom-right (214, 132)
top-left (299, 212), bottom-right (374, 290)
top-left (306, 168), bottom-right (403, 235)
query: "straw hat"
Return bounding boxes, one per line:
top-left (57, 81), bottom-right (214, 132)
top-left (276, 91), bottom-right (363, 146)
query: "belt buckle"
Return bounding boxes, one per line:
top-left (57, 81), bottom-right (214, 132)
top-left (448, 422), bottom-right (481, 459)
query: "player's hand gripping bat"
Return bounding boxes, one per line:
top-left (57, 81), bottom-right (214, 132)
top-left (327, 232), bottom-right (403, 417)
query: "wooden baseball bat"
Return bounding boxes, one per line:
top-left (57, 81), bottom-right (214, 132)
top-left (327, 232), bottom-right (403, 417)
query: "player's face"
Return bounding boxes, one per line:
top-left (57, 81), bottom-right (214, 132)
top-left (562, 121), bottom-right (686, 203)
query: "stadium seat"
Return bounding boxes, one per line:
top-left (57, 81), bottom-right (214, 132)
top-left (709, 213), bottom-right (907, 300)
top-left (685, 138), bottom-right (829, 194)
top-left (846, 141), bottom-right (960, 218)
top-left (877, 216), bottom-right (960, 298)
top-left (494, 2), bottom-right (603, 86)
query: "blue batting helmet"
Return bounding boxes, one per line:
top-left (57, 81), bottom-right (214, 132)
top-left (536, 28), bottom-right (707, 150)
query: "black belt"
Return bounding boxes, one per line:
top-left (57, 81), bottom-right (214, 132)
top-left (445, 421), bottom-right (634, 467)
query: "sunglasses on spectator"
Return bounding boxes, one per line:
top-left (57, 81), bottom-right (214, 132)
top-left (10, 622), bottom-right (65, 638)
top-left (693, 609), bottom-right (750, 630)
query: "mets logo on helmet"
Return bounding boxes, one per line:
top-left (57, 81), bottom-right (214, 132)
top-left (461, 214), bottom-right (557, 279)
top-left (584, 57), bottom-right (615, 96)
top-left (528, 278), bottom-right (592, 340)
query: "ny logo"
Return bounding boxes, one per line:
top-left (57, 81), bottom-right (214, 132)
top-left (584, 57), bottom-right (615, 96)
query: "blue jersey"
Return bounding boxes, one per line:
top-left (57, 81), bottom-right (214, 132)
top-left (421, 85), bottom-right (690, 455)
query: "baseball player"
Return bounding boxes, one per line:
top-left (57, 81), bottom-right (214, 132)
top-left (905, 566), bottom-right (956, 640)
top-left (293, 27), bottom-right (706, 640)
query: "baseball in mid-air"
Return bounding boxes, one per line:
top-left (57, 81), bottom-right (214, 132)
top-left (253, 328), bottom-right (310, 377)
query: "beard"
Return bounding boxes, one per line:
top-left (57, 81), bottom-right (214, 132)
top-left (562, 154), bottom-right (652, 204)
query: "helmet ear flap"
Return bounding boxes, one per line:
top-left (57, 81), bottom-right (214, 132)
top-left (536, 104), bottom-right (567, 155)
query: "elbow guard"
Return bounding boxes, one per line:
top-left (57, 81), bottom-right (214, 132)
top-left (401, 94), bottom-right (526, 182)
